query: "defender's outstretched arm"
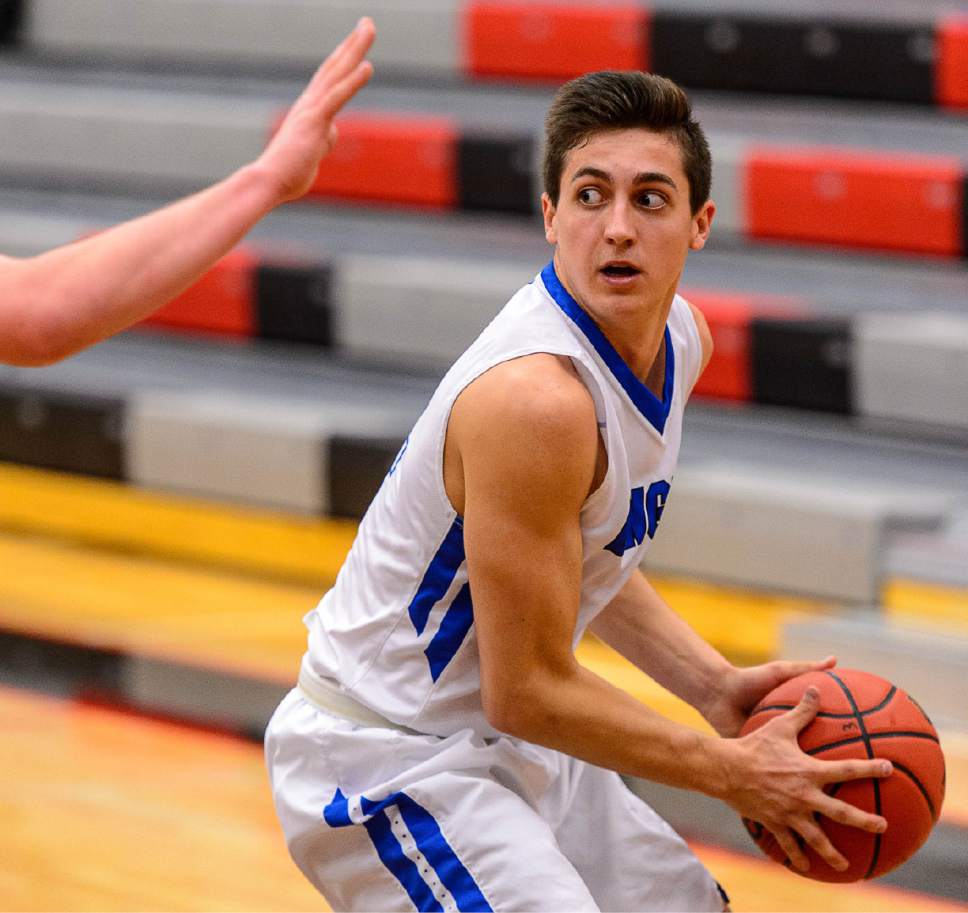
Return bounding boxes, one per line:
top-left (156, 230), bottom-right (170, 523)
top-left (0, 18), bottom-right (375, 367)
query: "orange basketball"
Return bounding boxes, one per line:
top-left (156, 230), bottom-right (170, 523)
top-left (738, 668), bottom-right (945, 882)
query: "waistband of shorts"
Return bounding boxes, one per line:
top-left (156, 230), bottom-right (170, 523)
top-left (297, 661), bottom-right (417, 734)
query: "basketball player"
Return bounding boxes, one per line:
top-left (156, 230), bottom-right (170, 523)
top-left (265, 71), bottom-right (894, 912)
top-left (0, 18), bottom-right (375, 368)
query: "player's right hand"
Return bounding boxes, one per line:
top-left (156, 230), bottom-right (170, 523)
top-left (718, 686), bottom-right (893, 873)
top-left (255, 17), bottom-right (376, 204)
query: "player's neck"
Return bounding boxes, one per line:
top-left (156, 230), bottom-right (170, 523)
top-left (553, 253), bottom-right (674, 389)
top-left (577, 290), bottom-right (673, 394)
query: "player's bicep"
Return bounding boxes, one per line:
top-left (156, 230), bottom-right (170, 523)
top-left (451, 359), bottom-right (596, 726)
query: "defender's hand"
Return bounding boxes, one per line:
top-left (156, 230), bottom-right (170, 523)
top-left (717, 687), bottom-right (892, 873)
top-left (256, 17), bottom-right (375, 203)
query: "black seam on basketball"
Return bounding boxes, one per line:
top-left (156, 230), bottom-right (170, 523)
top-left (805, 731), bottom-right (941, 755)
top-left (752, 703), bottom-right (868, 720)
top-left (864, 685), bottom-right (897, 717)
top-left (751, 686), bottom-right (897, 720)
top-left (907, 693), bottom-right (936, 730)
top-left (825, 672), bottom-right (882, 879)
top-left (891, 760), bottom-right (938, 822)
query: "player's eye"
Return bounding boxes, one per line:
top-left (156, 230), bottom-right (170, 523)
top-left (639, 191), bottom-right (666, 210)
top-left (577, 187), bottom-right (604, 205)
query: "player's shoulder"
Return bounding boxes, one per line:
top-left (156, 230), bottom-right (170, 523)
top-left (451, 353), bottom-right (598, 509)
top-left (456, 352), bottom-right (596, 439)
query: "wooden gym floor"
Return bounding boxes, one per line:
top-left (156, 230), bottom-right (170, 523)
top-left (3, 686), bottom-right (966, 913)
top-left (1, 464), bottom-right (966, 910)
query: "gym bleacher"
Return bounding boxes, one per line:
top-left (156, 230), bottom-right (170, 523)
top-left (1, 1), bottom-right (967, 909)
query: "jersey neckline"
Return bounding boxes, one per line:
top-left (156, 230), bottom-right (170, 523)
top-left (540, 260), bottom-right (675, 436)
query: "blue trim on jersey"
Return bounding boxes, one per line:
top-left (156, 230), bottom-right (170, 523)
top-left (397, 795), bottom-right (492, 912)
top-left (323, 787), bottom-right (353, 827)
top-left (540, 260), bottom-right (675, 435)
top-left (324, 788), bottom-right (491, 912)
top-left (424, 582), bottom-right (474, 682)
top-left (365, 811), bottom-right (444, 912)
top-left (408, 519), bottom-right (466, 636)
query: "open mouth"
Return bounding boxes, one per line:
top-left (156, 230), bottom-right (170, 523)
top-left (600, 264), bottom-right (641, 278)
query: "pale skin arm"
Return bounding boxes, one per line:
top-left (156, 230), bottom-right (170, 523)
top-left (449, 355), bottom-right (891, 876)
top-left (0, 18), bottom-right (376, 367)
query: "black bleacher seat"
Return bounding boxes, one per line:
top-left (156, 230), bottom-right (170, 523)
top-left (651, 11), bottom-right (935, 104)
top-left (0, 1), bottom-right (21, 47)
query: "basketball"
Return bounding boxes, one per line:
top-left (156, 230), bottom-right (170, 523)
top-left (739, 668), bottom-right (946, 882)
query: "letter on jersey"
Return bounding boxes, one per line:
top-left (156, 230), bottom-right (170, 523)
top-left (604, 480), bottom-right (671, 556)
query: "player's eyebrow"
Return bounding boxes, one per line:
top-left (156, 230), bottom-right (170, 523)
top-left (570, 166), bottom-right (678, 190)
top-left (633, 171), bottom-right (678, 190)
top-left (571, 166), bottom-right (613, 184)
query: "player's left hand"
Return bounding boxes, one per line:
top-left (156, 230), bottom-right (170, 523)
top-left (700, 656), bottom-right (837, 738)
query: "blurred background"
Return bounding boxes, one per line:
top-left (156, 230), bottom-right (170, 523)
top-left (1, 0), bottom-right (967, 910)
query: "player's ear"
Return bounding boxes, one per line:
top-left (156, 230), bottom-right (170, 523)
top-left (689, 199), bottom-right (715, 251)
top-left (542, 193), bottom-right (558, 245)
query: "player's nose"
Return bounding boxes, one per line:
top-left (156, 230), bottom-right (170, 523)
top-left (603, 200), bottom-right (635, 246)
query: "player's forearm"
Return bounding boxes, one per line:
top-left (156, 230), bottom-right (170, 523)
top-left (590, 571), bottom-right (732, 716)
top-left (12, 162), bottom-right (280, 365)
top-left (487, 658), bottom-right (733, 797)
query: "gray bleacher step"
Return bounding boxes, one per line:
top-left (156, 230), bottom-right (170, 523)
top-left (18, 0), bottom-right (963, 75)
top-left (335, 254), bottom-right (534, 365)
top-left (4, 334), bottom-right (968, 595)
top-left (645, 463), bottom-right (951, 603)
top-left (0, 330), bottom-right (439, 409)
top-left (0, 209), bottom-right (85, 258)
top-left (126, 389), bottom-right (412, 514)
top-left (0, 80), bottom-right (275, 191)
top-left (2, 188), bottom-right (966, 322)
top-left (4, 53), bottom-right (967, 157)
top-left (6, 335), bottom-right (968, 502)
top-left (855, 312), bottom-right (968, 432)
top-left (781, 613), bottom-right (968, 731)
top-left (122, 654), bottom-right (288, 738)
top-left (887, 514), bottom-right (968, 589)
top-left (681, 403), bottom-right (968, 502)
top-left (0, 64), bottom-right (966, 237)
top-left (23, 0), bottom-right (462, 76)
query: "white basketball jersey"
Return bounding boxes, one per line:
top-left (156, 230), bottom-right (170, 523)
top-left (302, 261), bottom-right (704, 738)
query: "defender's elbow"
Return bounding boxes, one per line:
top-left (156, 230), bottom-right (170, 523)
top-left (2, 300), bottom-right (77, 367)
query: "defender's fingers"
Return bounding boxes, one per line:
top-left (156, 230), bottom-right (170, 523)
top-left (319, 17), bottom-right (376, 81)
top-left (773, 827), bottom-right (809, 872)
top-left (816, 757), bottom-right (894, 784)
top-left (318, 60), bottom-right (374, 121)
top-left (815, 793), bottom-right (888, 834)
top-left (797, 818), bottom-right (848, 872)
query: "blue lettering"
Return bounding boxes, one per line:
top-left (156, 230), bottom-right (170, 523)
top-left (645, 479), bottom-right (671, 540)
top-left (605, 480), bottom-right (672, 556)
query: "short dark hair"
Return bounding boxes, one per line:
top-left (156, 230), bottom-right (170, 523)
top-left (542, 71), bottom-right (711, 214)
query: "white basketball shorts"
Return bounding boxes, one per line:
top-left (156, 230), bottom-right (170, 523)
top-left (265, 688), bottom-right (726, 912)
